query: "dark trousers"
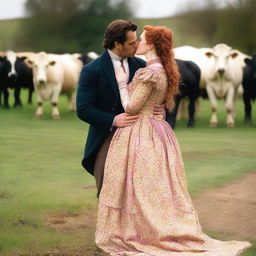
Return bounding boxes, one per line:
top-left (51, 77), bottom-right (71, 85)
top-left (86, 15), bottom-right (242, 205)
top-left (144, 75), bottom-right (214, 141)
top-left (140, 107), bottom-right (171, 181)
top-left (93, 128), bottom-right (116, 198)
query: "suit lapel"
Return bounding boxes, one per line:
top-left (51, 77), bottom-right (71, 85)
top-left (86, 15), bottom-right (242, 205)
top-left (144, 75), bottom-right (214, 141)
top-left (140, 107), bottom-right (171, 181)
top-left (101, 50), bottom-right (120, 99)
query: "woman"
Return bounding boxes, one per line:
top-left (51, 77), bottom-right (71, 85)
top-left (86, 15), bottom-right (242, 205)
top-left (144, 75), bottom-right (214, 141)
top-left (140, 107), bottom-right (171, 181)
top-left (95, 25), bottom-right (251, 256)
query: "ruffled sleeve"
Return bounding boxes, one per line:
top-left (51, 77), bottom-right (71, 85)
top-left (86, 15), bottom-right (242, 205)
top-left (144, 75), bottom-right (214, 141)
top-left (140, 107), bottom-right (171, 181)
top-left (126, 67), bottom-right (158, 114)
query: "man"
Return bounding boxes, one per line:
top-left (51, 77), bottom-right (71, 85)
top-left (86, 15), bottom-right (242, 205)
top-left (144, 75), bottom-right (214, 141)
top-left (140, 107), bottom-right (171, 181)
top-left (76, 20), bottom-right (161, 197)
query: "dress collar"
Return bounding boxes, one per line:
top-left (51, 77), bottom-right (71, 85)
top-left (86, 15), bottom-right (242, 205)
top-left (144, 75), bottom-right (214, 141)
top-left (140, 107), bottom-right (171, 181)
top-left (146, 58), bottom-right (162, 66)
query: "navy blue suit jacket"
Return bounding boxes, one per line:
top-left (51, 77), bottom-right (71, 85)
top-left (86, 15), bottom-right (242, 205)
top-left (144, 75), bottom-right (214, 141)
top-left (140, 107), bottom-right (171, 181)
top-left (76, 50), bottom-right (146, 175)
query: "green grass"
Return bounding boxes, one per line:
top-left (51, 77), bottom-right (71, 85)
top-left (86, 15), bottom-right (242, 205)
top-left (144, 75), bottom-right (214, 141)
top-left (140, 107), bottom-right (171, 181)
top-left (0, 91), bottom-right (256, 255)
top-left (175, 99), bottom-right (256, 194)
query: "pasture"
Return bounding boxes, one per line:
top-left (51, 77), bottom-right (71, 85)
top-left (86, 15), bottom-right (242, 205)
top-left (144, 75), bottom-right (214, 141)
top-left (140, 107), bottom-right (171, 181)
top-left (0, 91), bottom-right (256, 255)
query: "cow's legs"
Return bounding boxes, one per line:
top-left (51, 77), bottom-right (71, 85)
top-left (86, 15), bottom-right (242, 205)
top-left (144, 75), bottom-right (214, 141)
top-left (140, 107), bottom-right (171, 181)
top-left (0, 86), bottom-right (2, 106)
top-left (225, 86), bottom-right (235, 128)
top-left (14, 86), bottom-right (22, 107)
top-left (2, 87), bottom-right (10, 109)
top-left (243, 89), bottom-right (251, 123)
top-left (206, 84), bottom-right (218, 127)
top-left (34, 88), bottom-right (44, 118)
top-left (166, 96), bottom-right (180, 129)
top-left (67, 90), bottom-right (76, 112)
top-left (177, 99), bottom-right (188, 120)
top-left (28, 87), bottom-right (34, 104)
top-left (51, 86), bottom-right (61, 119)
top-left (35, 93), bottom-right (43, 118)
top-left (51, 102), bottom-right (60, 119)
top-left (187, 95), bottom-right (196, 127)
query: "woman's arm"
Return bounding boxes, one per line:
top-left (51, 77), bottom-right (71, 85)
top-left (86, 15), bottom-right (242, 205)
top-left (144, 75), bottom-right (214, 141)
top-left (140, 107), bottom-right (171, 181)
top-left (116, 67), bottom-right (155, 115)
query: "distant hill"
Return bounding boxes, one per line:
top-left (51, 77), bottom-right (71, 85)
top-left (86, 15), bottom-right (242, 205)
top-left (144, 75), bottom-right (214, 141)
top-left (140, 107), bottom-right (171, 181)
top-left (0, 15), bottom-right (211, 52)
top-left (0, 8), bottom-right (254, 54)
top-left (0, 18), bottom-right (27, 51)
top-left (134, 16), bottom-right (211, 48)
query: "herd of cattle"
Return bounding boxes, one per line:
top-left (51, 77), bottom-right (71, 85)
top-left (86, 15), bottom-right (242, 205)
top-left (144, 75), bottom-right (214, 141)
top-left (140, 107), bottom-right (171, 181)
top-left (0, 43), bottom-right (255, 128)
top-left (172, 44), bottom-right (256, 128)
top-left (0, 50), bottom-right (97, 119)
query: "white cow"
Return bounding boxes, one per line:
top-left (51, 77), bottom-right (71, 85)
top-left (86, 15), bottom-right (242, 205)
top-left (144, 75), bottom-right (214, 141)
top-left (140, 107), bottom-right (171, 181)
top-left (25, 52), bottom-right (82, 119)
top-left (175, 44), bottom-right (249, 127)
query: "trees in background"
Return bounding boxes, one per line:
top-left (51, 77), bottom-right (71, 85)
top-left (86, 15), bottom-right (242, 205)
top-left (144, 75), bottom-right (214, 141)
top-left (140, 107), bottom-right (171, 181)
top-left (16, 0), bottom-right (133, 53)
top-left (8, 0), bottom-right (256, 54)
top-left (175, 0), bottom-right (256, 54)
top-left (215, 0), bottom-right (256, 54)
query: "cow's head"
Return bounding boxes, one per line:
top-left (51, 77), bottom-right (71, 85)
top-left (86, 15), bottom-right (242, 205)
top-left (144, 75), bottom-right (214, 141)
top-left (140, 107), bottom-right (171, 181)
top-left (6, 51), bottom-right (18, 79)
top-left (25, 52), bottom-right (56, 86)
top-left (205, 44), bottom-right (238, 77)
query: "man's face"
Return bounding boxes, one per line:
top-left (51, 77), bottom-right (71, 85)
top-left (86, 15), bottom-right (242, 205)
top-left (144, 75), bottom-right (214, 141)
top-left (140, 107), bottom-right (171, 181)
top-left (118, 30), bottom-right (138, 58)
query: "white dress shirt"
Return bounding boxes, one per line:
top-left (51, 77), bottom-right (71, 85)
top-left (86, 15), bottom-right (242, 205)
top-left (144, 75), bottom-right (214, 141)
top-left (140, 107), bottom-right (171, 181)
top-left (108, 50), bottom-right (130, 128)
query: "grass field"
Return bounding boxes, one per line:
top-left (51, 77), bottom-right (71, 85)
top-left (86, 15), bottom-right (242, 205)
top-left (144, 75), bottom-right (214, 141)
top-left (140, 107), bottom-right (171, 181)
top-left (0, 91), bottom-right (256, 255)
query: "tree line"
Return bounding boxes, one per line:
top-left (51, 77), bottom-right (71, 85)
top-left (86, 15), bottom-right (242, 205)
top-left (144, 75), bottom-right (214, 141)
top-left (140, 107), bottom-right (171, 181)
top-left (12, 0), bottom-right (256, 55)
top-left (175, 0), bottom-right (256, 54)
top-left (15, 0), bottom-right (133, 53)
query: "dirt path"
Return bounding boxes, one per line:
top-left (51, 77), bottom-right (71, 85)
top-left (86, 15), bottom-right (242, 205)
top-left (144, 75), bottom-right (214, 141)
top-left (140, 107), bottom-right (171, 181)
top-left (43, 172), bottom-right (256, 255)
top-left (192, 172), bottom-right (256, 240)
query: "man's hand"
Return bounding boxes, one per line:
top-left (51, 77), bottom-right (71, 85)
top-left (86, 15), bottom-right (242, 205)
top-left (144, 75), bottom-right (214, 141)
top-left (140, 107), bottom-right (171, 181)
top-left (153, 103), bottom-right (166, 118)
top-left (114, 113), bottom-right (139, 128)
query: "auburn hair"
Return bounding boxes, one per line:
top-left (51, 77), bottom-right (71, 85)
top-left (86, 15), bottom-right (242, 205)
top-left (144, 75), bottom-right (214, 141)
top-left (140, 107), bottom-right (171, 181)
top-left (144, 25), bottom-right (180, 111)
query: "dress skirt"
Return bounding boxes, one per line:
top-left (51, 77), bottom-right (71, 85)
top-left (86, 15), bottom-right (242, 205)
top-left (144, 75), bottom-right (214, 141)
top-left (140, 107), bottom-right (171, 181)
top-left (95, 115), bottom-right (251, 256)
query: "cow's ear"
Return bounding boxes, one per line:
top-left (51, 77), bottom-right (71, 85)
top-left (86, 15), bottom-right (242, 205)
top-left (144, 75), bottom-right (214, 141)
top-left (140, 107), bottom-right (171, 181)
top-left (244, 58), bottom-right (252, 66)
top-left (49, 61), bottom-right (56, 66)
top-left (205, 51), bottom-right (213, 58)
top-left (0, 56), bottom-right (6, 61)
top-left (20, 56), bottom-right (27, 61)
top-left (25, 59), bottom-right (34, 68)
top-left (230, 51), bottom-right (238, 59)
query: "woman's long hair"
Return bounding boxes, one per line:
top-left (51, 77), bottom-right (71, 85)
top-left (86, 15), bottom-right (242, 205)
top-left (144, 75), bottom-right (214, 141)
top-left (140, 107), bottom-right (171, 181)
top-left (144, 25), bottom-right (180, 111)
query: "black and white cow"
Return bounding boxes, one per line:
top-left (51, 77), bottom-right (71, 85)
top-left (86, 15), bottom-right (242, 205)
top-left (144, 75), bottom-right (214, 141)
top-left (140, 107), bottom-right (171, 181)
top-left (166, 59), bottom-right (201, 128)
top-left (0, 51), bottom-right (34, 108)
top-left (77, 51), bottom-right (99, 65)
top-left (242, 54), bottom-right (256, 123)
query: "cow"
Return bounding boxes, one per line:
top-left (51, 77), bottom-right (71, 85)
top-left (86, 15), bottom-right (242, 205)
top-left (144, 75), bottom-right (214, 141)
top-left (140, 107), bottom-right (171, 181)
top-left (242, 54), bottom-right (256, 123)
top-left (71, 51), bottom-right (99, 68)
top-left (0, 54), bottom-right (8, 107)
top-left (175, 44), bottom-right (249, 127)
top-left (166, 59), bottom-right (201, 128)
top-left (25, 51), bottom-right (82, 119)
top-left (0, 51), bottom-right (34, 108)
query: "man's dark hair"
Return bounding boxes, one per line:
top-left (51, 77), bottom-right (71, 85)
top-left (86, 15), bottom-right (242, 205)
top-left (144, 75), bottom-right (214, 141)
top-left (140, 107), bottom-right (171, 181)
top-left (103, 20), bottom-right (137, 49)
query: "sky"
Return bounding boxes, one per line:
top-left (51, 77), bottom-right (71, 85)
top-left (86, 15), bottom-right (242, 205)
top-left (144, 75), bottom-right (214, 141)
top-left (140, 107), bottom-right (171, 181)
top-left (0, 0), bottom-right (232, 20)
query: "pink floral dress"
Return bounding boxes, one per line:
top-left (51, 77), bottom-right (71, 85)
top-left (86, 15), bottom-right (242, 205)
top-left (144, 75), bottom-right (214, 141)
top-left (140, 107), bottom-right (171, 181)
top-left (95, 64), bottom-right (251, 256)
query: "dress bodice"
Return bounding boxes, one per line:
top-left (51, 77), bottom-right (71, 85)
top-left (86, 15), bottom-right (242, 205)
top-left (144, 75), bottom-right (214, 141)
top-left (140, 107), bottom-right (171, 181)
top-left (126, 65), bottom-right (168, 119)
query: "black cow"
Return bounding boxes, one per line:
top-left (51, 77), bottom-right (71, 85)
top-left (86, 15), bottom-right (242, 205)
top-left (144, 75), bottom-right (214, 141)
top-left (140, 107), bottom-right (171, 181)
top-left (0, 52), bottom-right (33, 108)
top-left (78, 52), bottom-right (99, 65)
top-left (242, 54), bottom-right (256, 123)
top-left (166, 59), bottom-right (201, 128)
top-left (0, 56), bottom-right (9, 107)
